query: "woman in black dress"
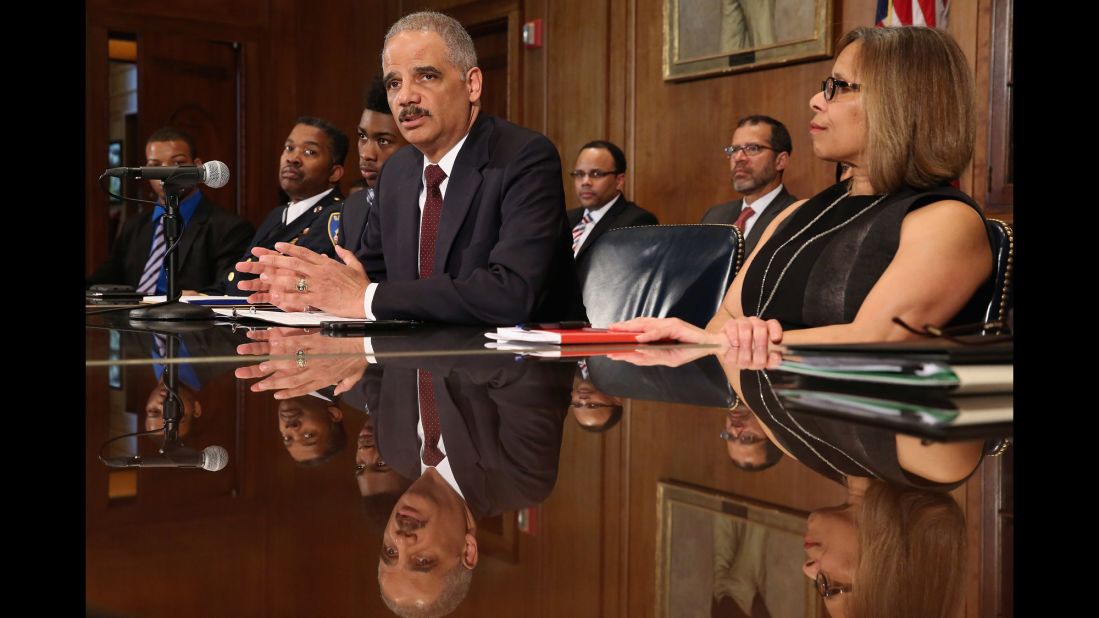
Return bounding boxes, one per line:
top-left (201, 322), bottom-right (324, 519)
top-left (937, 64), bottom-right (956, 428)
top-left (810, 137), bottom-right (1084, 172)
top-left (614, 26), bottom-right (994, 355)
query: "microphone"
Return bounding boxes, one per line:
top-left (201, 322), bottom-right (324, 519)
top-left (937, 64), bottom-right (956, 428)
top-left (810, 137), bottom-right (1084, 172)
top-left (102, 445), bottom-right (229, 472)
top-left (104, 160), bottom-right (230, 189)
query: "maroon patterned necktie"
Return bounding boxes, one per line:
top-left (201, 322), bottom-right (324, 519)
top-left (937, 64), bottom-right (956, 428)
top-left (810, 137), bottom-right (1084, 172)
top-left (733, 205), bottom-right (755, 232)
top-left (419, 164), bottom-right (448, 279)
top-left (418, 369), bottom-right (445, 467)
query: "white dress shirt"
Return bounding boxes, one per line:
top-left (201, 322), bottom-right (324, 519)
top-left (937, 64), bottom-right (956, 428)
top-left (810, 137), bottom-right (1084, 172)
top-left (573, 193), bottom-right (621, 255)
top-left (739, 184), bottom-right (784, 238)
top-left (363, 133), bottom-right (471, 319)
top-left (284, 188), bottom-right (335, 226)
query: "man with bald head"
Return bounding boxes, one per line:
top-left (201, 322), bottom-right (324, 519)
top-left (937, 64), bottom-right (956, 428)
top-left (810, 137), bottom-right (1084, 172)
top-left (236, 11), bottom-right (584, 326)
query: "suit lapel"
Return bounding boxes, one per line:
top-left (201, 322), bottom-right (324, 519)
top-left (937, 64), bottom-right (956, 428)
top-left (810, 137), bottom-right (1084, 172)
top-left (433, 116), bottom-right (490, 276)
top-left (175, 197), bottom-right (210, 270)
top-left (127, 214), bottom-right (158, 280)
top-left (393, 153), bottom-right (425, 280)
top-left (745, 189), bottom-right (791, 252)
top-left (576, 197), bottom-right (626, 259)
top-left (376, 368), bottom-right (423, 480)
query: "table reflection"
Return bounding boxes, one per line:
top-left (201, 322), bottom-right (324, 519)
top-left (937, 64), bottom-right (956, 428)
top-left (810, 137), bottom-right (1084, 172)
top-left (86, 322), bottom-right (1009, 617)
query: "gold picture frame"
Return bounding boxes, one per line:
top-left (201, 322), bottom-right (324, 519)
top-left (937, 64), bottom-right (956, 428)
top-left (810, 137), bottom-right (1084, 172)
top-left (663, 0), bottom-right (834, 82)
top-left (655, 480), bottom-right (825, 617)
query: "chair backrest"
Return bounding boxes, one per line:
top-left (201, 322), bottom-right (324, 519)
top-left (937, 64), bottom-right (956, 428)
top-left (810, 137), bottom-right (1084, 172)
top-left (578, 224), bottom-right (744, 328)
top-left (950, 218), bottom-right (1014, 333)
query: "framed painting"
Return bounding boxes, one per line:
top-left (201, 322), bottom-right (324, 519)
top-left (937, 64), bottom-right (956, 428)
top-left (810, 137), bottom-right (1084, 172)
top-left (663, 0), bottom-right (834, 81)
top-left (655, 480), bottom-right (825, 617)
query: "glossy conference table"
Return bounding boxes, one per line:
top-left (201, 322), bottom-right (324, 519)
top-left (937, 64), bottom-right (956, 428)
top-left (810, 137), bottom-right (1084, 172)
top-left (86, 309), bottom-right (1012, 618)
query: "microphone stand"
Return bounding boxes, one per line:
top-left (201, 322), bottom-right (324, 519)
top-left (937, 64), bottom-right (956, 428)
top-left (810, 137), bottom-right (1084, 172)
top-left (160, 332), bottom-right (184, 448)
top-left (129, 179), bottom-right (215, 321)
top-left (97, 331), bottom-right (190, 467)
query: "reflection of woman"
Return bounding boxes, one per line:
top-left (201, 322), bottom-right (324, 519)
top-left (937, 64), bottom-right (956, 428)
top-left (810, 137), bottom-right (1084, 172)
top-left (803, 477), bottom-right (965, 618)
top-left (615, 26), bottom-right (993, 349)
top-left (733, 364), bottom-right (974, 617)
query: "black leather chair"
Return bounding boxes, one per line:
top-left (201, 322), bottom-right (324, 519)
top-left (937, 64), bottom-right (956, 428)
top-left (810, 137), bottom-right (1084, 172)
top-left (587, 354), bottom-right (736, 408)
top-left (578, 224), bottom-right (744, 328)
top-left (950, 218), bottom-right (1014, 334)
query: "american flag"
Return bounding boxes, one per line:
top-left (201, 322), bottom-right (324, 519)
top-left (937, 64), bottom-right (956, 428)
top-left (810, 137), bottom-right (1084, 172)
top-left (875, 0), bottom-right (950, 28)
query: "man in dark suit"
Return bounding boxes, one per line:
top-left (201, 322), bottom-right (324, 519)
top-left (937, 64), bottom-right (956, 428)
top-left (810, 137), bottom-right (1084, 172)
top-left (700, 115), bottom-right (797, 255)
top-left (221, 116), bottom-right (349, 295)
top-left (363, 339), bottom-right (571, 616)
top-left (337, 76), bottom-right (408, 254)
top-left (87, 127), bottom-right (254, 294)
top-left (235, 11), bottom-right (584, 325)
top-left (567, 140), bottom-right (658, 287)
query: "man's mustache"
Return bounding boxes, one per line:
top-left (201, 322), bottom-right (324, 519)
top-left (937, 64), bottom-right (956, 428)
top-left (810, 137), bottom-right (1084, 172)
top-left (398, 106), bottom-right (431, 122)
top-left (395, 513), bottom-right (425, 532)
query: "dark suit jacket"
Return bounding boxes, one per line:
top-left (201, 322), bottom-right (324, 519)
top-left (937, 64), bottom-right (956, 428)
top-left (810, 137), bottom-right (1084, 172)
top-left (120, 324), bottom-right (248, 388)
top-left (221, 188), bottom-right (345, 295)
top-left (568, 197), bottom-right (658, 285)
top-left (337, 187), bottom-right (373, 256)
top-left (699, 186), bottom-right (797, 255)
top-left (87, 194), bottom-right (254, 293)
top-left (357, 340), bottom-right (572, 519)
top-left (357, 114), bottom-right (585, 324)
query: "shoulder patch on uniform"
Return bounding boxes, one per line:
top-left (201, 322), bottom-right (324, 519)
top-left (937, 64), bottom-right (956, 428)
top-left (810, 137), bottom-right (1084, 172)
top-left (328, 212), bottom-right (341, 247)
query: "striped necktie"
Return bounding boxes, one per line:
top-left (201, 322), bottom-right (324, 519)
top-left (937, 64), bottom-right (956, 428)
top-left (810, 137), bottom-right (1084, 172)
top-left (137, 218), bottom-right (167, 294)
top-left (571, 211), bottom-right (593, 255)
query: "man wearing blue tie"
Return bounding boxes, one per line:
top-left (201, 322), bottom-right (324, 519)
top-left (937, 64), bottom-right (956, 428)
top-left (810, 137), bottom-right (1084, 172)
top-left (86, 127), bottom-right (253, 294)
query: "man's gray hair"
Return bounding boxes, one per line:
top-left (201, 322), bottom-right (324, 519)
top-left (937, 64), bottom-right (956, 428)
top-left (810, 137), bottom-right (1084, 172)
top-left (384, 11), bottom-right (478, 81)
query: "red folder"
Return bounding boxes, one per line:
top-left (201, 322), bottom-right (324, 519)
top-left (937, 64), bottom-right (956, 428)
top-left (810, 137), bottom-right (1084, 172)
top-left (486, 327), bottom-right (643, 345)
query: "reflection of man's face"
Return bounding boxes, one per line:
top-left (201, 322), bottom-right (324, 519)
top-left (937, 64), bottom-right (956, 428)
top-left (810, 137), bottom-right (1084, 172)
top-left (378, 470), bottom-right (476, 609)
top-left (356, 416), bottom-right (405, 496)
top-left (145, 380), bottom-right (202, 437)
top-left (570, 373), bottom-right (622, 429)
top-left (277, 396), bottom-right (343, 462)
top-left (723, 408), bottom-right (768, 467)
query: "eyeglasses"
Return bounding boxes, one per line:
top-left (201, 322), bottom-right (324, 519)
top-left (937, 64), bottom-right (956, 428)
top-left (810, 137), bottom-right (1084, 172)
top-left (815, 571), bottom-right (852, 600)
top-left (723, 144), bottom-right (775, 158)
top-left (569, 169), bottom-right (619, 180)
top-left (820, 76), bottom-right (861, 101)
top-left (891, 316), bottom-right (1012, 344)
top-left (571, 401), bottom-right (617, 409)
top-left (719, 430), bottom-right (766, 445)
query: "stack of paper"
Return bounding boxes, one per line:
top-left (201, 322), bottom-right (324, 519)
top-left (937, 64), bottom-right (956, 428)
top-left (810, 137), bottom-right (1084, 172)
top-left (486, 327), bottom-right (643, 345)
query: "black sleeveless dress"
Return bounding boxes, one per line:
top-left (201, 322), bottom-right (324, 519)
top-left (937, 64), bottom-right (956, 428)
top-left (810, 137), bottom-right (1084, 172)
top-left (739, 368), bottom-right (981, 490)
top-left (740, 182), bottom-right (988, 328)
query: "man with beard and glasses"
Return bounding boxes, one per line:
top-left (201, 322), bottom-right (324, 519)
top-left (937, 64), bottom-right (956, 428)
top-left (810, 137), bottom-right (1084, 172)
top-left (222, 117), bottom-right (348, 295)
top-left (235, 11), bottom-right (584, 325)
top-left (700, 115), bottom-right (797, 255)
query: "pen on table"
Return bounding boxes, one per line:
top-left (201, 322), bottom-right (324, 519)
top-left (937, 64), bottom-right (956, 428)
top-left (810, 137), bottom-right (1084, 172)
top-left (517, 321), bottom-right (591, 331)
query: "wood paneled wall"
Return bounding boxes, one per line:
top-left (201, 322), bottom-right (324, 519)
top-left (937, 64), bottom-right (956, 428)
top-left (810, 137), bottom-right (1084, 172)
top-left (86, 3), bottom-right (1005, 615)
top-left (86, 0), bottom-right (1000, 272)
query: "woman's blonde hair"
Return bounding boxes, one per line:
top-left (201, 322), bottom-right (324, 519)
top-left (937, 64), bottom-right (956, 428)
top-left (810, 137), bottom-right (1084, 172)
top-left (840, 26), bottom-right (976, 193)
top-left (850, 481), bottom-right (967, 618)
